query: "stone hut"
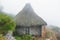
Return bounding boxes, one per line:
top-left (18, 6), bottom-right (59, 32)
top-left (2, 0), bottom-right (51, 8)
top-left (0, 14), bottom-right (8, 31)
top-left (15, 3), bottom-right (47, 37)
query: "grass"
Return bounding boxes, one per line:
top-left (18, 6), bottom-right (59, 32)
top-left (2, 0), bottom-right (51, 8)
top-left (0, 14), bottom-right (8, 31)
top-left (0, 34), bottom-right (7, 40)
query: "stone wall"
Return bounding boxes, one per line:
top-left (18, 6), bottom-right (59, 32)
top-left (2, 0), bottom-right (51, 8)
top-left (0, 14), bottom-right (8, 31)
top-left (30, 27), bottom-right (41, 36)
top-left (41, 25), bottom-right (46, 37)
top-left (16, 27), bottom-right (41, 36)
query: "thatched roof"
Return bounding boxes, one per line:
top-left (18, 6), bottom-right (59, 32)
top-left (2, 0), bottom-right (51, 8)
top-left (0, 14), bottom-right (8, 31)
top-left (15, 3), bottom-right (47, 26)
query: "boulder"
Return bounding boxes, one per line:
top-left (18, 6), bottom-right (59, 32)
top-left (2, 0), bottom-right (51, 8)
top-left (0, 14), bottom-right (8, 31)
top-left (4, 31), bottom-right (16, 40)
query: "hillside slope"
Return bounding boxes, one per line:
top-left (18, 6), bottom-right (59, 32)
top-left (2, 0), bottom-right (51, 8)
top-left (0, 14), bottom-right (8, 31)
top-left (46, 25), bottom-right (60, 40)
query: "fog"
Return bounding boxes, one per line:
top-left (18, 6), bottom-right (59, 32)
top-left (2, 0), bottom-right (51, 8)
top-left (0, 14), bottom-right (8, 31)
top-left (0, 0), bottom-right (60, 27)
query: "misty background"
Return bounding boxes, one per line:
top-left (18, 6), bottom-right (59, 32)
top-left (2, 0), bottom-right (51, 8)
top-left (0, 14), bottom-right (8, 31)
top-left (0, 0), bottom-right (60, 27)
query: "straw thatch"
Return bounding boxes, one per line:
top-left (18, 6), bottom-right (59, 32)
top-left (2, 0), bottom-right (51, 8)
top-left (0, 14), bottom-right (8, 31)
top-left (15, 3), bottom-right (47, 27)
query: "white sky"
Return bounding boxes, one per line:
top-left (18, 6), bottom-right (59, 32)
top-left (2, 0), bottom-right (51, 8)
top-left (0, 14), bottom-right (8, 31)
top-left (0, 0), bottom-right (60, 27)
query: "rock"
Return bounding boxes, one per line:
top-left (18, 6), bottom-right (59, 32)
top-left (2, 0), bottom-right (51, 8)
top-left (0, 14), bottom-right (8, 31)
top-left (46, 38), bottom-right (50, 40)
top-left (4, 31), bottom-right (16, 40)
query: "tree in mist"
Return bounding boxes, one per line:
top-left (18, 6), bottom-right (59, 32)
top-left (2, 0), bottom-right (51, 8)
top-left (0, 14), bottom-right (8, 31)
top-left (0, 12), bottom-right (16, 34)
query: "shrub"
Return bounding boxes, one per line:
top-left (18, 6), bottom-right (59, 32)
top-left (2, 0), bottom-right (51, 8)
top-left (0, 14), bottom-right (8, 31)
top-left (0, 12), bottom-right (16, 34)
top-left (21, 34), bottom-right (32, 40)
top-left (15, 34), bottom-right (32, 40)
top-left (15, 36), bottom-right (22, 40)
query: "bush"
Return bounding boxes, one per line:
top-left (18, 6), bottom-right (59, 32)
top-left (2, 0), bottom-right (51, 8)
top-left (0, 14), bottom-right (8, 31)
top-left (21, 34), bottom-right (32, 40)
top-left (15, 36), bottom-right (22, 40)
top-left (15, 34), bottom-right (32, 40)
top-left (0, 12), bottom-right (16, 34)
